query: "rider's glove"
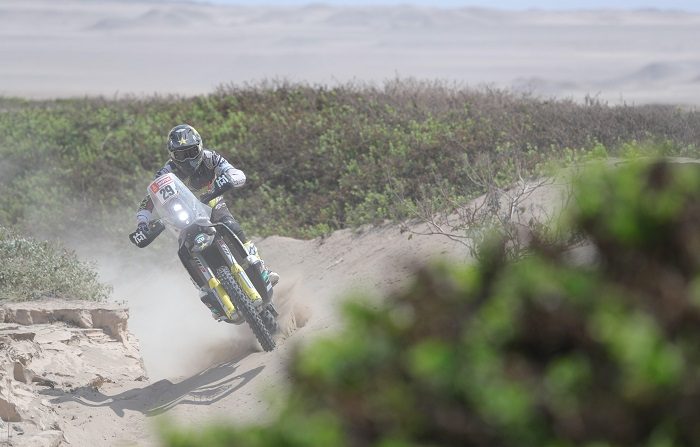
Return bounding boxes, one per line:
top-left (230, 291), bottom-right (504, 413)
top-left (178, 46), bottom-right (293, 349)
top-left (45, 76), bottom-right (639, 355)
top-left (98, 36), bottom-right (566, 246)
top-left (137, 222), bottom-right (149, 234)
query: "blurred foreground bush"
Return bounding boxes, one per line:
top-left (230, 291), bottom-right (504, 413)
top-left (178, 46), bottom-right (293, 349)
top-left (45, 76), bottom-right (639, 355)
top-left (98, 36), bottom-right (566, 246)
top-left (0, 226), bottom-right (111, 302)
top-left (163, 158), bottom-right (700, 446)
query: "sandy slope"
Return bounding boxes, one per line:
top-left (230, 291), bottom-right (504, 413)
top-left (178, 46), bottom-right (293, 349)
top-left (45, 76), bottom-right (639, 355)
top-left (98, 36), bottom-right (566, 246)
top-left (0, 176), bottom-right (569, 446)
top-left (44, 179), bottom-right (569, 446)
top-left (15, 176), bottom-right (565, 446)
top-left (3, 0), bottom-right (700, 104)
top-left (37, 221), bottom-right (467, 446)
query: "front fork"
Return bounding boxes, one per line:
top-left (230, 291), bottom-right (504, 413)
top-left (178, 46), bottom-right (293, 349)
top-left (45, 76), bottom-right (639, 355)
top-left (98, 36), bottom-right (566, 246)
top-left (192, 239), bottom-right (263, 319)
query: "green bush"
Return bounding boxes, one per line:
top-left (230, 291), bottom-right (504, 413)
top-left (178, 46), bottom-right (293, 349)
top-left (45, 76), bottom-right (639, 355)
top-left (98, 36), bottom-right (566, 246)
top-left (0, 226), bottom-right (111, 302)
top-left (2, 82), bottom-right (699, 240)
top-left (163, 158), bottom-right (700, 446)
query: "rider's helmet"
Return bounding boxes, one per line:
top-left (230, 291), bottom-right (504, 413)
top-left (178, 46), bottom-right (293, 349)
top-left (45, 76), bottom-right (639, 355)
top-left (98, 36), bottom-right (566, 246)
top-left (167, 124), bottom-right (203, 175)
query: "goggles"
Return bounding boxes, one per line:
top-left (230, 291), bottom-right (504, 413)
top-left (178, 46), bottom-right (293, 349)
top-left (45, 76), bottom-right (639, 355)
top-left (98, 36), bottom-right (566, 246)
top-left (171, 145), bottom-right (200, 162)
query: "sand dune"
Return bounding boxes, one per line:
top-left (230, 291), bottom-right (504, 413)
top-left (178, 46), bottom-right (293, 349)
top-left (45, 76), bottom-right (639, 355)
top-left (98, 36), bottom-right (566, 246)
top-left (2, 0), bottom-right (700, 104)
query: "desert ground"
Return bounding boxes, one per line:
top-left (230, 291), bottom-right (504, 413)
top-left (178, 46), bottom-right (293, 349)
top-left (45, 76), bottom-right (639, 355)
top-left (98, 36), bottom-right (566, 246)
top-left (0, 173), bottom-right (566, 446)
top-left (1, 218), bottom-right (472, 446)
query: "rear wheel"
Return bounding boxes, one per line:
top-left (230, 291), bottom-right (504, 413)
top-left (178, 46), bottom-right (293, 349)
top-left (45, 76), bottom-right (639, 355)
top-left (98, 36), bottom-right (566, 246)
top-left (215, 266), bottom-right (275, 352)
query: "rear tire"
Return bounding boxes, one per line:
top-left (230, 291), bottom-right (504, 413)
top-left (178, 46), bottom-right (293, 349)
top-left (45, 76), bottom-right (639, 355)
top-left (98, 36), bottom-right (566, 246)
top-left (216, 266), bottom-right (276, 352)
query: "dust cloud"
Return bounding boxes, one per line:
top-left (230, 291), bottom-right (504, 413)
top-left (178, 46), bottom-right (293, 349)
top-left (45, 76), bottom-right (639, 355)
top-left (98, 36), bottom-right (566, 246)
top-left (272, 273), bottom-right (311, 337)
top-left (170, 270), bottom-right (311, 372)
top-left (7, 165), bottom-right (311, 382)
top-left (67, 237), bottom-right (241, 381)
top-left (67, 233), bottom-right (314, 381)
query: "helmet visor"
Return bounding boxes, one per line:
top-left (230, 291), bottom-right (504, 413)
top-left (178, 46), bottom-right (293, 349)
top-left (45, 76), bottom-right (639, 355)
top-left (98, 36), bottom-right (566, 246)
top-left (171, 145), bottom-right (200, 162)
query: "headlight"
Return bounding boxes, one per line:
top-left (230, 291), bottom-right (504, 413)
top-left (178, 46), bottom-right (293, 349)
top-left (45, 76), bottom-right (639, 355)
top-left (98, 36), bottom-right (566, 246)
top-left (173, 203), bottom-right (183, 211)
top-left (177, 211), bottom-right (190, 222)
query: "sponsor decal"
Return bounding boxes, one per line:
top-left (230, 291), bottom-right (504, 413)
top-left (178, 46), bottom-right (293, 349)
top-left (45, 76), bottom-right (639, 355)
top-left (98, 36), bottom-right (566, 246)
top-left (150, 174), bottom-right (177, 204)
top-left (132, 231), bottom-right (147, 244)
top-left (150, 174), bottom-right (174, 194)
top-left (215, 175), bottom-right (229, 189)
top-left (218, 240), bottom-right (234, 263)
top-left (194, 257), bottom-right (208, 274)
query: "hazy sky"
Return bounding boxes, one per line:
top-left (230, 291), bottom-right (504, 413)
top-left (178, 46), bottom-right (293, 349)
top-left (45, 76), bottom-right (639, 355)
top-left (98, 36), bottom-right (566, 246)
top-left (193, 0), bottom-right (700, 11)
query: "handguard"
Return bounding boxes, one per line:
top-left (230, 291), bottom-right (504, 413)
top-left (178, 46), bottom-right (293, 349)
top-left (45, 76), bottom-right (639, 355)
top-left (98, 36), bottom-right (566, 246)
top-left (129, 221), bottom-right (165, 248)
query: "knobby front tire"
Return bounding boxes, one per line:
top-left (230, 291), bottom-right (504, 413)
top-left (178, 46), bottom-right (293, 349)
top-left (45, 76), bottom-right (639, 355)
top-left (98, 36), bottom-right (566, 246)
top-left (216, 266), bottom-right (276, 352)
top-left (260, 308), bottom-right (279, 335)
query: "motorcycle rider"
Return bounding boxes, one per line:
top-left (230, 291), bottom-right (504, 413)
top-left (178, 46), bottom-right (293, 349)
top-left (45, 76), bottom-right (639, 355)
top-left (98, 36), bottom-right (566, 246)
top-left (134, 124), bottom-right (279, 320)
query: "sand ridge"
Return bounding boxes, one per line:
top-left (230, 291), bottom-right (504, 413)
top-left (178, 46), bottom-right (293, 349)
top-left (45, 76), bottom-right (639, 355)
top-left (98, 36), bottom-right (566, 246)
top-left (2, 0), bottom-right (700, 104)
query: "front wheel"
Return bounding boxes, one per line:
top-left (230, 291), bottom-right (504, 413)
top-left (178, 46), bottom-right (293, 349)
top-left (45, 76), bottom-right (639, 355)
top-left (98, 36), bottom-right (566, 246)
top-left (216, 266), bottom-right (276, 352)
top-left (260, 307), bottom-right (279, 335)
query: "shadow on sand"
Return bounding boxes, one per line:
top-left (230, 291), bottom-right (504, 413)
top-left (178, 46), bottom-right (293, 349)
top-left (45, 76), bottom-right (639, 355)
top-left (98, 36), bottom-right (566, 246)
top-left (40, 360), bottom-right (264, 417)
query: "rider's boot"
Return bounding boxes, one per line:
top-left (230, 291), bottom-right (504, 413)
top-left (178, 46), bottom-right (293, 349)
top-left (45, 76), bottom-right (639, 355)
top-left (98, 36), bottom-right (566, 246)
top-left (243, 240), bottom-right (279, 287)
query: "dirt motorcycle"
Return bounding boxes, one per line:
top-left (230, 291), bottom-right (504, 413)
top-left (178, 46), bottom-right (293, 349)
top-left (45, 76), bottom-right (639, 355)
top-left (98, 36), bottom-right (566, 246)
top-left (128, 172), bottom-right (277, 351)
